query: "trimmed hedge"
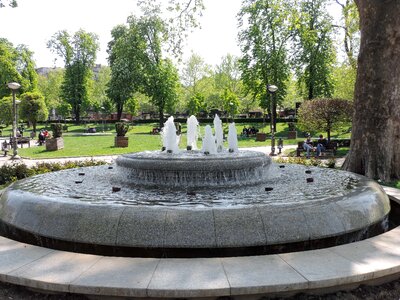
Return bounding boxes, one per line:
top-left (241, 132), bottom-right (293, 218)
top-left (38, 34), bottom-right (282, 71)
top-left (0, 160), bottom-right (106, 186)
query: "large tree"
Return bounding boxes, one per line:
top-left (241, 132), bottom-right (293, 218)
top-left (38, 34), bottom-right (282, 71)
top-left (108, 16), bottom-right (180, 127)
top-left (37, 68), bottom-right (64, 117)
top-left (19, 92), bottom-right (48, 133)
top-left (342, 0), bottom-right (400, 181)
top-left (297, 98), bottom-right (353, 141)
top-left (334, 0), bottom-right (359, 70)
top-left (0, 39), bottom-right (37, 98)
top-left (294, 0), bottom-right (335, 100)
top-left (238, 0), bottom-right (293, 128)
top-left (47, 30), bottom-right (99, 123)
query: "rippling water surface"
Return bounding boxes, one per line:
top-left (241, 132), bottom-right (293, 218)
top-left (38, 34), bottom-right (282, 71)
top-left (12, 164), bottom-right (359, 208)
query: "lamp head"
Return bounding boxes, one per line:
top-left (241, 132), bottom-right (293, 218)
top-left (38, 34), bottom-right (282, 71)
top-left (267, 85), bottom-right (278, 93)
top-left (7, 82), bottom-right (21, 90)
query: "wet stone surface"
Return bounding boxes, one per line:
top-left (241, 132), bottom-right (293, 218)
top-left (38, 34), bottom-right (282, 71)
top-left (9, 164), bottom-right (361, 208)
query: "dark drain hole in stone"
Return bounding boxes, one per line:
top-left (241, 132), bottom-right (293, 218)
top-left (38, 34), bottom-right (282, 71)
top-left (265, 187), bottom-right (273, 192)
top-left (187, 191), bottom-right (196, 196)
top-left (108, 166), bottom-right (113, 170)
top-left (75, 181), bottom-right (83, 184)
top-left (78, 173), bottom-right (85, 176)
top-left (306, 178), bottom-right (314, 183)
top-left (167, 150), bottom-right (173, 154)
top-left (112, 187), bottom-right (121, 192)
top-left (186, 146), bottom-right (192, 151)
top-left (279, 165), bottom-right (285, 168)
top-left (305, 170), bottom-right (312, 174)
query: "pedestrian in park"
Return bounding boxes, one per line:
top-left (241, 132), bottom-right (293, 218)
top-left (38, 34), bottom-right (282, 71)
top-left (303, 135), bottom-right (314, 159)
top-left (316, 134), bottom-right (327, 157)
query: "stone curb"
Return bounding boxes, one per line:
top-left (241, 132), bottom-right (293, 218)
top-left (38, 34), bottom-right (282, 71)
top-left (0, 189), bottom-right (398, 298)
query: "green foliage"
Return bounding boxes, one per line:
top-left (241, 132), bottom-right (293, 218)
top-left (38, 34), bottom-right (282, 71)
top-left (137, 0), bottom-right (204, 58)
top-left (0, 160), bottom-right (106, 186)
top-left (0, 96), bottom-right (12, 125)
top-left (0, 39), bottom-right (37, 98)
top-left (187, 93), bottom-right (205, 116)
top-left (51, 123), bottom-right (63, 138)
top-left (16, 45), bottom-right (38, 92)
top-left (37, 68), bottom-right (64, 115)
top-left (238, 0), bottom-right (293, 120)
top-left (48, 30), bottom-right (99, 123)
top-left (336, 0), bottom-right (359, 69)
top-left (19, 92), bottom-right (48, 132)
top-left (222, 89), bottom-right (240, 119)
top-left (294, 0), bottom-right (336, 100)
top-left (297, 98), bottom-right (353, 140)
top-left (90, 66), bottom-right (112, 113)
top-left (332, 63), bottom-right (356, 100)
top-left (108, 16), bottom-right (180, 127)
top-left (115, 122), bottom-right (130, 137)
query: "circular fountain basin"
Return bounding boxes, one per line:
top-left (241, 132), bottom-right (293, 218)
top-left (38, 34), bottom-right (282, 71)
top-left (116, 150), bottom-right (271, 188)
top-left (0, 153), bottom-right (390, 257)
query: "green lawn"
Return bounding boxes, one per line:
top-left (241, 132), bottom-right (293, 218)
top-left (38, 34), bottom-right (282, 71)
top-left (3, 121), bottom-right (351, 159)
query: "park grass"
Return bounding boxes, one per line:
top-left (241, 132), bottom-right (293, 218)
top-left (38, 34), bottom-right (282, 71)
top-left (8, 122), bottom-right (352, 159)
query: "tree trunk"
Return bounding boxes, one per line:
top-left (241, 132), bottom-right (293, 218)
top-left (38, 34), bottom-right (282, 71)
top-left (159, 108), bottom-right (164, 129)
top-left (116, 104), bottom-right (123, 121)
top-left (74, 105), bottom-right (80, 124)
top-left (342, 0), bottom-right (400, 181)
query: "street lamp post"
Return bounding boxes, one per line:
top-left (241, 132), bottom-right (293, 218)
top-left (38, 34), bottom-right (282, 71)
top-left (267, 84), bottom-right (278, 156)
top-left (7, 82), bottom-right (21, 159)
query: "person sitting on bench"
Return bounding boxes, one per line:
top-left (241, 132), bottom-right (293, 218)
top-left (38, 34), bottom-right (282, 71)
top-left (316, 134), bottom-right (327, 157)
top-left (303, 135), bottom-right (314, 159)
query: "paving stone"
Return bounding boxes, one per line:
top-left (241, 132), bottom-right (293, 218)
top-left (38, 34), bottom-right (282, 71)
top-left (70, 257), bottom-right (159, 297)
top-left (0, 237), bottom-right (53, 276)
top-left (222, 255), bottom-right (308, 295)
top-left (331, 238), bottom-right (400, 278)
top-left (147, 258), bottom-right (230, 298)
top-left (6, 251), bottom-right (101, 293)
top-left (279, 248), bottom-right (375, 289)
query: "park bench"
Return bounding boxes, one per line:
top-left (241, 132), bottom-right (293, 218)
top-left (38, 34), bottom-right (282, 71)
top-left (17, 137), bottom-right (31, 148)
top-left (296, 140), bottom-right (338, 157)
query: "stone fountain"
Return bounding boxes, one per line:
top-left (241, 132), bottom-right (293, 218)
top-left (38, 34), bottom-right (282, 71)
top-left (0, 116), bottom-right (391, 257)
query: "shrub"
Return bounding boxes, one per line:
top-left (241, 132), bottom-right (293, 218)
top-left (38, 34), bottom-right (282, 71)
top-left (0, 160), bottom-right (107, 186)
top-left (115, 122), bottom-right (130, 137)
top-left (51, 123), bottom-right (63, 138)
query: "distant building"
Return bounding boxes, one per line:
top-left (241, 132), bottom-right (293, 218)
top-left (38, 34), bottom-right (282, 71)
top-left (36, 67), bottom-right (62, 77)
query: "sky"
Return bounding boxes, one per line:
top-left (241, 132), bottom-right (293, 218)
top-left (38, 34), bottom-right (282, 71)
top-left (0, 0), bottom-right (243, 68)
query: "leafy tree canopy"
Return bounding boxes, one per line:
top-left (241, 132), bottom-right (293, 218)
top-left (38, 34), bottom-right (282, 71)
top-left (297, 98), bottom-right (353, 141)
top-left (48, 29), bottom-right (99, 123)
top-left (19, 91), bottom-right (48, 133)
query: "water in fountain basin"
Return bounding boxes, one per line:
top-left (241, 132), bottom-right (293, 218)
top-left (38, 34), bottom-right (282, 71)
top-left (161, 116), bottom-right (180, 153)
top-left (187, 115), bottom-right (199, 150)
top-left (228, 123), bottom-right (239, 152)
top-left (202, 125), bottom-right (217, 154)
top-left (214, 115), bottom-right (224, 152)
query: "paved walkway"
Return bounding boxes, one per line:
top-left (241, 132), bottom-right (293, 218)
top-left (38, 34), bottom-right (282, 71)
top-left (0, 187), bottom-right (397, 299)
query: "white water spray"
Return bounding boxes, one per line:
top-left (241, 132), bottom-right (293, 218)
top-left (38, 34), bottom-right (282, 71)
top-left (161, 116), bottom-right (180, 153)
top-left (202, 125), bottom-right (217, 154)
top-left (214, 115), bottom-right (224, 152)
top-left (228, 123), bottom-right (239, 152)
top-left (187, 115), bottom-right (199, 150)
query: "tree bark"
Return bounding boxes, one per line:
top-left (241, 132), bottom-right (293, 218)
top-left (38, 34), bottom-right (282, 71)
top-left (342, 0), bottom-right (400, 181)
